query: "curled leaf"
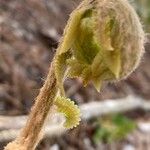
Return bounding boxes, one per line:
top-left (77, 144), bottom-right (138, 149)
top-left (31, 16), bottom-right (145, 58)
top-left (55, 0), bottom-right (144, 92)
top-left (54, 96), bottom-right (81, 129)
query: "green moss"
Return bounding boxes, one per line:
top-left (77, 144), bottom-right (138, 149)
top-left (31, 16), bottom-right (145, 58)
top-left (93, 114), bottom-right (136, 144)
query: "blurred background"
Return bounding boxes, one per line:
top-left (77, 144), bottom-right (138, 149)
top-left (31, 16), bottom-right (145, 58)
top-left (0, 0), bottom-right (150, 150)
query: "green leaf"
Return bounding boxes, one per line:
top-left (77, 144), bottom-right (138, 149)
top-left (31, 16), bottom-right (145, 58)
top-left (72, 9), bottom-right (100, 64)
top-left (55, 51), bottom-right (72, 95)
top-left (57, 8), bottom-right (87, 55)
top-left (54, 96), bottom-right (81, 129)
top-left (67, 59), bottom-right (87, 78)
top-left (93, 114), bottom-right (136, 143)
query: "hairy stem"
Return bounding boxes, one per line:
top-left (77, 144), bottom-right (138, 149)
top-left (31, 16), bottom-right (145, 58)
top-left (4, 61), bottom-right (57, 150)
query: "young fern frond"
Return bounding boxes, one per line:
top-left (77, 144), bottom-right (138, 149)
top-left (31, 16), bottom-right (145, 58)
top-left (54, 0), bottom-right (145, 129)
top-left (55, 0), bottom-right (145, 92)
top-left (4, 0), bottom-right (145, 150)
top-left (54, 96), bottom-right (81, 129)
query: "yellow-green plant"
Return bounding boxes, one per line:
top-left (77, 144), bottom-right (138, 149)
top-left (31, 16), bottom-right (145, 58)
top-left (55, 0), bottom-right (145, 92)
top-left (93, 114), bottom-right (136, 143)
top-left (4, 0), bottom-right (145, 150)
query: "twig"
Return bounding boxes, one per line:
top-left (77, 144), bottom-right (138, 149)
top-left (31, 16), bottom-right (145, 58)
top-left (0, 95), bottom-right (150, 141)
top-left (80, 95), bottom-right (150, 120)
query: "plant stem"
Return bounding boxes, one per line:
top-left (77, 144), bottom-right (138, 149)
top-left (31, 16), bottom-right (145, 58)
top-left (4, 61), bottom-right (57, 150)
